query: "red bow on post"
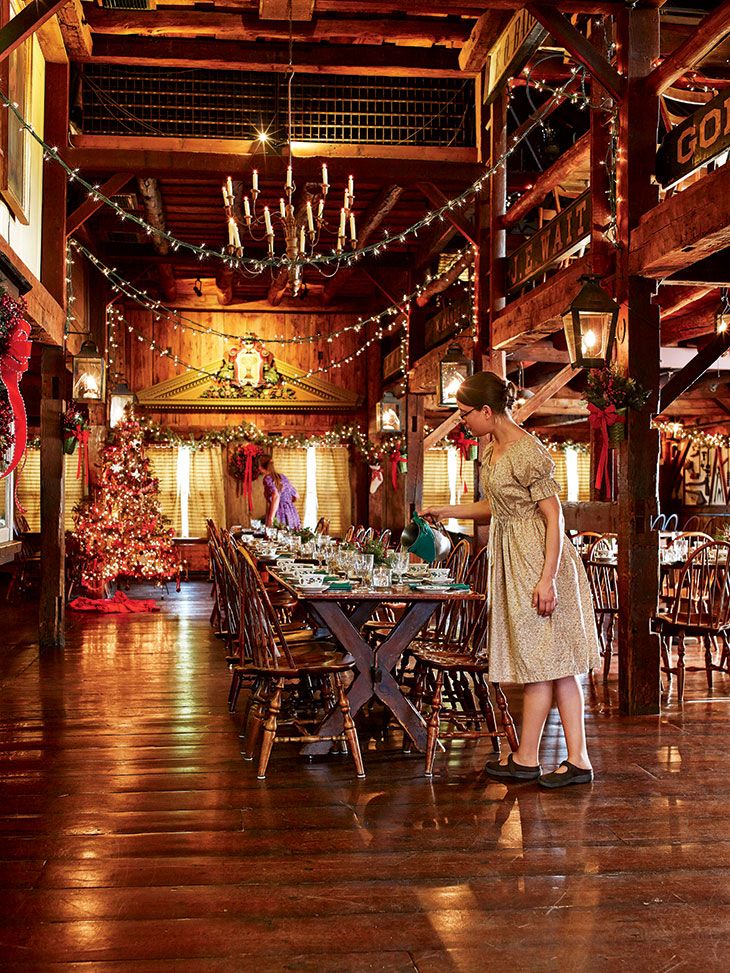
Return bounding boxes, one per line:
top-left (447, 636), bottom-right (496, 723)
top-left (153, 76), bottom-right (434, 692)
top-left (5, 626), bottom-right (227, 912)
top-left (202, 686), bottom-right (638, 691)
top-left (74, 427), bottom-right (91, 487)
top-left (587, 402), bottom-right (623, 496)
top-left (451, 428), bottom-right (479, 494)
top-left (0, 317), bottom-right (32, 480)
top-left (390, 447), bottom-right (405, 490)
top-left (242, 442), bottom-right (261, 513)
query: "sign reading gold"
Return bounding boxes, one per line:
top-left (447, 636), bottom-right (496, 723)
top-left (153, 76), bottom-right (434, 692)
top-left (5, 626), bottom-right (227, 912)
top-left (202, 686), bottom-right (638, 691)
top-left (656, 89), bottom-right (730, 188)
top-left (508, 190), bottom-right (591, 292)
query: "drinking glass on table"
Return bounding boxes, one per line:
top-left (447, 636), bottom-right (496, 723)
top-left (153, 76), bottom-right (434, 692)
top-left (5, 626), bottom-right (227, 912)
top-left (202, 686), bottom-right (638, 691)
top-left (372, 566), bottom-right (392, 589)
top-left (391, 551), bottom-right (410, 582)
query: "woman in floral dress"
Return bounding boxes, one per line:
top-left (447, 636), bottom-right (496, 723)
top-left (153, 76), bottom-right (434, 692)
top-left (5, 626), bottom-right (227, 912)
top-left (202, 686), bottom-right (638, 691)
top-left (260, 455), bottom-right (301, 530)
top-left (423, 371), bottom-right (601, 788)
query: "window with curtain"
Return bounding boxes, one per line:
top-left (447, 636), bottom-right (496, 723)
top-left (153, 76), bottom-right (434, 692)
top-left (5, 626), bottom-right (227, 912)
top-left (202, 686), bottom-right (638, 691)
top-left (315, 446), bottom-right (352, 537)
top-left (146, 446), bottom-right (181, 535)
top-left (422, 448), bottom-right (474, 536)
top-left (15, 451), bottom-right (85, 531)
top-left (549, 448), bottom-right (591, 503)
top-left (188, 447), bottom-right (226, 537)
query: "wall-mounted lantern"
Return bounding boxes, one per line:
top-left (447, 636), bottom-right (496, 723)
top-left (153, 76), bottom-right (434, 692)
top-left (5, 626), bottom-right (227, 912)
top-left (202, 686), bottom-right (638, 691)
top-left (562, 275), bottom-right (619, 369)
top-left (438, 343), bottom-right (473, 407)
top-left (72, 340), bottom-right (105, 402)
top-left (375, 390), bottom-right (402, 433)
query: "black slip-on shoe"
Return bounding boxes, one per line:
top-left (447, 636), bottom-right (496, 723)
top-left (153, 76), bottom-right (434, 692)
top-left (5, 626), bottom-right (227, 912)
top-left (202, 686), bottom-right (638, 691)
top-left (538, 760), bottom-right (594, 789)
top-left (485, 753), bottom-right (541, 781)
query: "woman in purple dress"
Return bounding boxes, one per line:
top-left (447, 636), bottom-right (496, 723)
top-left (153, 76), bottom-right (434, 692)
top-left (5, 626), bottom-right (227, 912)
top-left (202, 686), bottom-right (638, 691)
top-left (260, 455), bottom-right (301, 529)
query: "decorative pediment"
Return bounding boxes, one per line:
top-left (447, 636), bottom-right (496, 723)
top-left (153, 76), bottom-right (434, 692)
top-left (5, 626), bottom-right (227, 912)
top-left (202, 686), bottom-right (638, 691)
top-left (136, 356), bottom-right (362, 413)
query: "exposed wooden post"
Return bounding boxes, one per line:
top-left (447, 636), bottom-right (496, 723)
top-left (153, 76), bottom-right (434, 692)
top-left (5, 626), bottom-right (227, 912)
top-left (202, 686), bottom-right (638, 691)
top-left (39, 346), bottom-right (66, 648)
top-left (405, 392), bottom-right (426, 519)
top-left (0, 0), bottom-right (68, 61)
top-left (41, 61), bottom-right (69, 307)
top-left (616, 7), bottom-right (662, 717)
top-left (136, 177), bottom-right (177, 303)
top-left (489, 91), bottom-right (508, 323)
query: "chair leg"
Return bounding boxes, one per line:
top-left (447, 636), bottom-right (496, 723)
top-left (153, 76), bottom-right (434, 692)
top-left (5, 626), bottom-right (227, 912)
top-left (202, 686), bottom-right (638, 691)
top-left (704, 635), bottom-right (714, 691)
top-left (660, 636), bottom-right (672, 695)
top-left (474, 673), bottom-right (500, 754)
top-left (334, 673), bottom-right (365, 779)
top-left (493, 682), bottom-right (519, 753)
top-left (257, 678), bottom-right (284, 780)
top-left (241, 679), bottom-right (268, 760)
top-left (228, 668), bottom-right (241, 712)
top-left (603, 615), bottom-right (615, 683)
top-left (425, 670), bottom-right (444, 778)
top-left (677, 631), bottom-right (686, 704)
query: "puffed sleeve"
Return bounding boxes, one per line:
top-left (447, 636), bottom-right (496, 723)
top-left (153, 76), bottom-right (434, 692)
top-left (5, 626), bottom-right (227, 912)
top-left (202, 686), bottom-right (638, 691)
top-left (513, 439), bottom-right (561, 502)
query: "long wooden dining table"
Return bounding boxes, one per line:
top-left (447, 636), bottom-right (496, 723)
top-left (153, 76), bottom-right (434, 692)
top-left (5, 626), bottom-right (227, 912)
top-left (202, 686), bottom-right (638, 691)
top-left (271, 569), bottom-right (484, 755)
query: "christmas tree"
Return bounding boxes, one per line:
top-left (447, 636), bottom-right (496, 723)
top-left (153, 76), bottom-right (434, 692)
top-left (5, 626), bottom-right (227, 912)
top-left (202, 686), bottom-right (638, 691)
top-left (73, 417), bottom-right (178, 591)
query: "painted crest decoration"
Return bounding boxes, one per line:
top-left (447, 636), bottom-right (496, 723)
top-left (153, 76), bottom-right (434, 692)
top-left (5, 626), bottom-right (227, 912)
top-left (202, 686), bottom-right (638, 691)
top-left (202, 336), bottom-right (293, 400)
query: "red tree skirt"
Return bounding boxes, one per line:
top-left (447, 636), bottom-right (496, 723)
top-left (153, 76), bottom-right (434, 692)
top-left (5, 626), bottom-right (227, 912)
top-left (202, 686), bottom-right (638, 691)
top-left (69, 591), bottom-right (161, 614)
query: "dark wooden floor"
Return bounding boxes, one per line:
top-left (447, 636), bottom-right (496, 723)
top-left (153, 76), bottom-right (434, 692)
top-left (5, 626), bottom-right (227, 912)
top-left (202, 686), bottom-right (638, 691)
top-left (1, 582), bottom-right (729, 971)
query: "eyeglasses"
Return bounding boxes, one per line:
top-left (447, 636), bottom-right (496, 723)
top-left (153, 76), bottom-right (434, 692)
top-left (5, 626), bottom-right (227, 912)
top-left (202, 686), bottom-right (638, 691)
top-left (458, 407), bottom-right (476, 423)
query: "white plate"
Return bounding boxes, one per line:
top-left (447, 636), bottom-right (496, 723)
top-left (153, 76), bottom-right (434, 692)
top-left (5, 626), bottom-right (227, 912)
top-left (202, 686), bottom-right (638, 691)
top-left (297, 584), bottom-right (329, 594)
top-left (416, 584), bottom-right (453, 593)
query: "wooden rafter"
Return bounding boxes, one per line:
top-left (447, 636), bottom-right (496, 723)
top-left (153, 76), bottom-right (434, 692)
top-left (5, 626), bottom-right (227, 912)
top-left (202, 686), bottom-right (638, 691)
top-left (315, 1), bottom-right (626, 12)
top-left (502, 132), bottom-right (590, 229)
top-left (66, 173), bottom-right (131, 238)
top-left (512, 365), bottom-right (576, 423)
top-left (79, 36), bottom-right (467, 78)
top-left (322, 185), bottom-right (404, 305)
top-left (660, 302), bottom-right (716, 346)
top-left (0, 0), bottom-right (68, 61)
top-left (415, 250), bottom-right (474, 308)
top-left (458, 11), bottom-right (509, 72)
top-left (136, 177), bottom-right (177, 303)
top-left (417, 183), bottom-right (478, 247)
top-left (526, 2), bottom-right (627, 102)
top-left (83, 9), bottom-right (471, 47)
top-left (56, 0), bottom-right (92, 58)
top-left (659, 330), bottom-right (730, 411)
top-left (645, 0), bottom-right (730, 96)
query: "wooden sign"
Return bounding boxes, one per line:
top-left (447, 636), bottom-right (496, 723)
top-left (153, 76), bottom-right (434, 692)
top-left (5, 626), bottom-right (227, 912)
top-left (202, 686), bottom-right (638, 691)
top-left (656, 89), bottom-right (730, 188)
top-left (382, 347), bottom-right (402, 381)
top-left (508, 190), bottom-right (591, 293)
top-left (425, 296), bottom-right (471, 350)
top-left (484, 10), bottom-right (547, 108)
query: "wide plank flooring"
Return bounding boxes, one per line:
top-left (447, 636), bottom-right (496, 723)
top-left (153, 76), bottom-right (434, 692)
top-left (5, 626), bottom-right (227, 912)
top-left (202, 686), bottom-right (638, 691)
top-left (1, 582), bottom-right (729, 971)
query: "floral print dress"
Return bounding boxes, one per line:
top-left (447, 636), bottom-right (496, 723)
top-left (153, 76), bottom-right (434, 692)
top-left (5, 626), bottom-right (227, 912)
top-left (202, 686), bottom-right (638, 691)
top-left (481, 434), bottom-right (601, 684)
top-left (263, 473), bottom-right (301, 529)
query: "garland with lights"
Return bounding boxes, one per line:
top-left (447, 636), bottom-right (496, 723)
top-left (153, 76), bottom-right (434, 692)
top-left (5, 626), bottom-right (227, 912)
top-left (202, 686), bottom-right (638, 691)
top-left (72, 416), bottom-right (178, 591)
top-left (654, 419), bottom-right (730, 451)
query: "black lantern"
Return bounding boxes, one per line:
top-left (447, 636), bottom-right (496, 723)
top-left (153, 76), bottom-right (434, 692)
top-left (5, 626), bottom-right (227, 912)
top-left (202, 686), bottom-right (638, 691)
top-left (561, 275), bottom-right (620, 369)
top-left (375, 390), bottom-right (402, 433)
top-left (716, 289), bottom-right (730, 335)
top-left (438, 343), bottom-right (473, 407)
top-left (72, 340), bottom-right (105, 402)
top-left (109, 377), bottom-right (138, 428)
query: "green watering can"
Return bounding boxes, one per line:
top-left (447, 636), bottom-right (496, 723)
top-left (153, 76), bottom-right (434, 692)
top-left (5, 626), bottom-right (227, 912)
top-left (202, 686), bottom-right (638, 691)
top-left (400, 513), bottom-right (452, 563)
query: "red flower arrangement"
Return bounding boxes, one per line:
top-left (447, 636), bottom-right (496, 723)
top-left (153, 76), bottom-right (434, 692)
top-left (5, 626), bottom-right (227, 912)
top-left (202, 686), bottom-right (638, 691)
top-left (62, 404), bottom-right (90, 455)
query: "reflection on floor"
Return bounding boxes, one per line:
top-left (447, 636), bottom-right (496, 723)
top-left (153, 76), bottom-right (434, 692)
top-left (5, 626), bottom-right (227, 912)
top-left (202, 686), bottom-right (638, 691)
top-left (0, 582), bottom-right (729, 971)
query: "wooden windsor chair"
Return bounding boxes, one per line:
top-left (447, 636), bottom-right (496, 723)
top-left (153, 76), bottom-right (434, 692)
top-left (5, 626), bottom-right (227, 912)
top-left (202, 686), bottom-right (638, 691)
top-left (407, 545), bottom-right (520, 776)
top-left (234, 546), bottom-right (365, 780)
top-left (654, 540), bottom-right (730, 702)
top-left (586, 556), bottom-right (619, 682)
top-left (206, 520), bottom-right (229, 641)
top-left (569, 531), bottom-right (603, 562)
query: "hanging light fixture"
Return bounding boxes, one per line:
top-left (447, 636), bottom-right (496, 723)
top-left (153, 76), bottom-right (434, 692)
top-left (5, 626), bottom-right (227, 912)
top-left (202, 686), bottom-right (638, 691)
top-left (221, 3), bottom-right (355, 298)
top-left (375, 390), bottom-right (402, 433)
top-left (72, 340), bottom-right (105, 403)
top-left (716, 288), bottom-right (730, 335)
top-left (439, 343), bottom-right (473, 408)
top-left (109, 377), bottom-right (138, 428)
top-left (561, 275), bottom-right (620, 369)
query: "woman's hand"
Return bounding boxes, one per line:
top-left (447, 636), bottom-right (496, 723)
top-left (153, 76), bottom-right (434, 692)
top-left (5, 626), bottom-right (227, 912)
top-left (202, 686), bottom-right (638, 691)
top-left (420, 506), bottom-right (447, 523)
top-left (532, 577), bottom-right (558, 617)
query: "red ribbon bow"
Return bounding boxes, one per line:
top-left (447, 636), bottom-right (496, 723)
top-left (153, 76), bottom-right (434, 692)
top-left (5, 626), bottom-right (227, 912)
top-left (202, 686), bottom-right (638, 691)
top-left (451, 428), bottom-right (479, 494)
top-left (0, 317), bottom-right (32, 480)
top-left (390, 447), bottom-right (405, 490)
top-left (587, 402), bottom-right (623, 495)
top-left (242, 442), bottom-right (261, 513)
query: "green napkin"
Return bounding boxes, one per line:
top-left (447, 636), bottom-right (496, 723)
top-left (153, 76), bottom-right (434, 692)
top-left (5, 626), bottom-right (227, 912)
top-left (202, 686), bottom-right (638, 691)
top-left (329, 582), bottom-right (353, 591)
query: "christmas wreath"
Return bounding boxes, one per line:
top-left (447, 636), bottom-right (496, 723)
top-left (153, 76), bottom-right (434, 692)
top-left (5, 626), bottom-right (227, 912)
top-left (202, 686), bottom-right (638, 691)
top-left (228, 442), bottom-right (263, 512)
top-left (62, 404), bottom-right (90, 455)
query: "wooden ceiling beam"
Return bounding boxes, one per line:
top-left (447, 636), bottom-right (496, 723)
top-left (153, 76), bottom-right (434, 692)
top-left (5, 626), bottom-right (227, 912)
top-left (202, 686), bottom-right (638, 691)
top-left (57, 0), bottom-right (92, 58)
top-left (417, 183), bottom-right (478, 247)
top-left (0, 0), bottom-right (68, 61)
top-left (660, 302), bottom-right (716, 346)
top-left (62, 136), bottom-right (480, 185)
top-left (659, 329), bottom-right (730, 411)
top-left (656, 284), bottom-right (712, 319)
top-left (66, 173), bottom-right (131, 238)
top-left (458, 11), bottom-right (509, 72)
top-left (136, 176), bottom-right (177, 303)
top-left (322, 184), bottom-right (403, 305)
top-left (492, 254), bottom-right (591, 349)
top-left (645, 0), bottom-right (730, 96)
top-left (663, 251), bottom-right (730, 288)
top-left (512, 365), bottom-right (576, 424)
top-left (526, 2), bottom-right (626, 102)
top-left (312, 1), bottom-right (626, 13)
top-left (415, 249), bottom-right (473, 307)
top-left (83, 9), bottom-right (471, 46)
top-left (629, 163), bottom-right (730, 279)
top-left (502, 131), bottom-right (589, 229)
top-left (83, 35), bottom-right (468, 78)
